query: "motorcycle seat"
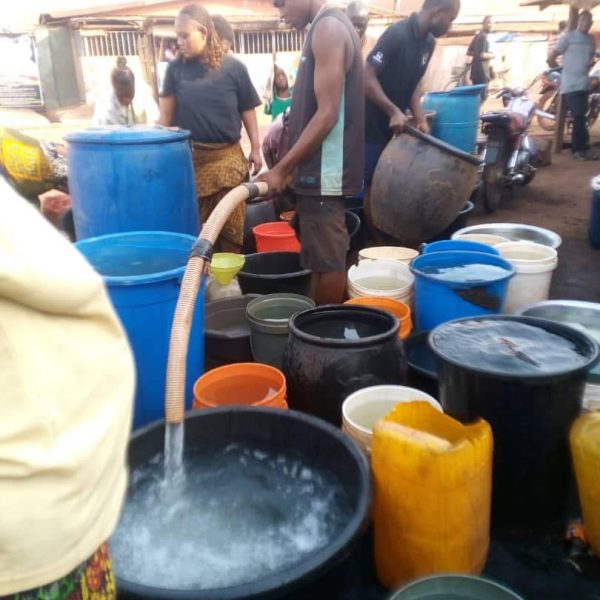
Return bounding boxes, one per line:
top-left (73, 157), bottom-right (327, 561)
top-left (481, 111), bottom-right (526, 133)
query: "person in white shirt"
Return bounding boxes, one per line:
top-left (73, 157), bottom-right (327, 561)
top-left (92, 56), bottom-right (159, 126)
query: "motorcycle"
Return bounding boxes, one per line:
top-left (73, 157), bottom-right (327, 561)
top-left (478, 87), bottom-right (538, 213)
top-left (535, 66), bottom-right (600, 132)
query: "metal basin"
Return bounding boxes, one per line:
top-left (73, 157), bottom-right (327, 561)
top-left (452, 223), bottom-right (562, 249)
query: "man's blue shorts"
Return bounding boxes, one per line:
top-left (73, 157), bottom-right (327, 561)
top-left (364, 141), bottom-right (387, 185)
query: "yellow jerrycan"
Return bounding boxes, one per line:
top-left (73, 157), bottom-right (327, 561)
top-left (570, 411), bottom-right (600, 555)
top-left (372, 401), bottom-right (493, 589)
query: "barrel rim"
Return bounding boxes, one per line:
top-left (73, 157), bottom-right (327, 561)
top-left (65, 125), bottom-right (191, 145)
top-left (288, 305), bottom-right (400, 348)
top-left (75, 230), bottom-right (197, 286)
top-left (429, 315), bottom-right (600, 381)
top-left (410, 250), bottom-right (516, 287)
top-left (239, 251), bottom-right (312, 280)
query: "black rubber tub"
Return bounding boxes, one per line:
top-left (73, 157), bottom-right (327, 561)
top-left (403, 330), bottom-right (438, 398)
top-left (115, 407), bottom-right (371, 599)
top-left (430, 316), bottom-right (599, 529)
top-left (283, 306), bottom-right (406, 426)
top-left (204, 295), bottom-right (259, 370)
top-left (238, 252), bottom-right (311, 296)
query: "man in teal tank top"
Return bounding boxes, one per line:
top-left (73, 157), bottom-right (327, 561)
top-left (261, 0), bottom-right (364, 305)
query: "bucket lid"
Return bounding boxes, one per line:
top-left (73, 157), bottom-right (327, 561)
top-left (65, 125), bottom-right (191, 145)
top-left (429, 316), bottom-right (600, 380)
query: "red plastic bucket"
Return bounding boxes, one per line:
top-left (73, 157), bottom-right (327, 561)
top-left (253, 221), bottom-right (301, 253)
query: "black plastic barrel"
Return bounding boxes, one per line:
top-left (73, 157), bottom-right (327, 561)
top-left (237, 252), bottom-right (312, 296)
top-left (430, 316), bottom-right (599, 528)
top-left (404, 331), bottom-right (439, 398)
top-left (114, 407), bottom-right (371, 599)
top-left (283, 306), bottom-right (406, 426)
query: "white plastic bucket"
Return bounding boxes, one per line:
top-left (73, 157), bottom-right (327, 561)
top-left (342, 385), bottom-right (442, 456)
top-left (347, 259), bottom-right (414, 303)
top-left (358, 246), bottom-right (419, 265)
top-left (453, 233), bottom-right (510, 246)
top-left (496, 241), bottom-right (558, 314)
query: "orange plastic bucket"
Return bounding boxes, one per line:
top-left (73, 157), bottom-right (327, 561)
top-left (193, 362), bottom-right (288, 409)
top-left (345, 297), bottom-right (413, 339)
top-left (253, 221), bottom-right (301, 253)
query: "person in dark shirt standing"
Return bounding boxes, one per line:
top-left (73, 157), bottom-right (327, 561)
top-left (363, 0), bottom-right (460, 231)
top-left (159, 3), bottom-right (262, 252)
top-left (261, 0), bottom-right (364, 305)
top-left (467, 15), bottom-right (494, 100)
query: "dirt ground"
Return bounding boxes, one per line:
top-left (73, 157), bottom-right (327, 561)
top-left (469, 134), bottom-right (600, 304)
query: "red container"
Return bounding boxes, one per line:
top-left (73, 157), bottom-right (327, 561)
top-left (253, 221), bottom-right (301, 253)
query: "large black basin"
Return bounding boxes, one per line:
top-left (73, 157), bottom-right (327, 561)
top-left (238, 252), bottom-right (311, 296)
top-left (115, 407), bottom-right (371, 599)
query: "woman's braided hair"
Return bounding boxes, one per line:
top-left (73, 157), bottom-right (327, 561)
top-left (179, 4), bottom-right (223, 71)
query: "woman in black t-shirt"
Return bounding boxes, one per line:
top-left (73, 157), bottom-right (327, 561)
top-left (159, 3), bottom-right (262, 252)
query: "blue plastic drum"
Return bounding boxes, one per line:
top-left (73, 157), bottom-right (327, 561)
top-left (423, 85), bottom-right (485, 153)
top-left (66, 126), bottom-right (199, 240)
top-left (76, 231), bottom-right (204, 429)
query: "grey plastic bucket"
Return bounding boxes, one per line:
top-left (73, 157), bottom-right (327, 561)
top-left (246, 293), bottom-right (315, 369)
top-left (389, 575), bottom-right (524, 600)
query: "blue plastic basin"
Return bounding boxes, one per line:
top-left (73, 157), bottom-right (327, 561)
top-left (410, 250), bottom-right (515, 331)
top-left (422, 239), bottom-right (500, 256)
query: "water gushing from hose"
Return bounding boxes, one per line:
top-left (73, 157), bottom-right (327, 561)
top-left (163, 182), bottom-right (268, 479)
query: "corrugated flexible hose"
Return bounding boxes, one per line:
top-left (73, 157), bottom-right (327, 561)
top-left (165, 181), bottom-right (269, 423)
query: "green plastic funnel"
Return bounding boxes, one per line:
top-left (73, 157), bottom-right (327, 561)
top-left (210, 253), bottom-right (245, 286)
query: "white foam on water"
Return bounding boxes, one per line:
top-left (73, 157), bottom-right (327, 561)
top-left (110, 444), bottom-right (352, 590)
